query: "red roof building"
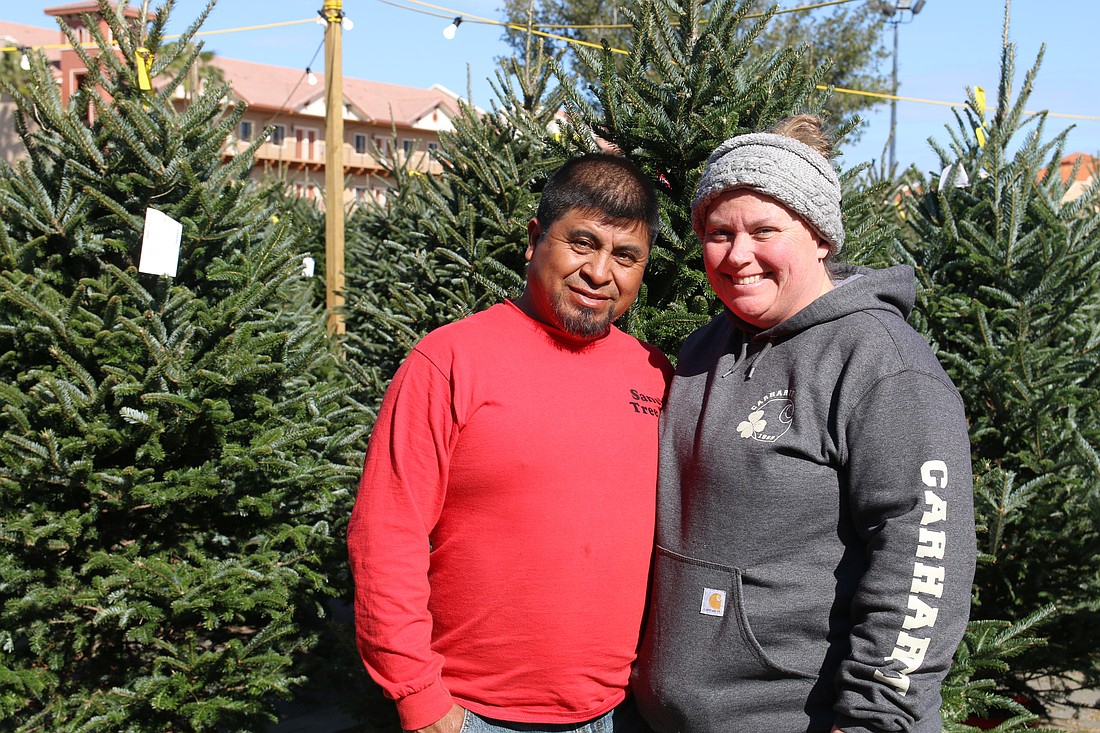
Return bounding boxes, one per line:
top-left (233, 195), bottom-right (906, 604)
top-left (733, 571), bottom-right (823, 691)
top-left (0, 3), bottom-right (467, 206)
top-left (1041, 152), bottom-right (1097, 202)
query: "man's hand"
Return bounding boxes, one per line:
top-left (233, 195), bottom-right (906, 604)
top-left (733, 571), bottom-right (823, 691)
top-left (411, 703), bottom-right (466, 733)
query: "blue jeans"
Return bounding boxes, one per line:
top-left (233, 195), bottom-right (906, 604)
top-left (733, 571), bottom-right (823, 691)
top-left (458, 698), bottom-right (652, 733)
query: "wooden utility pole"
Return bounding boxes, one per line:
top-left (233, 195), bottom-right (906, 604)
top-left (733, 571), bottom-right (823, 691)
top-left (321, 0), bottom-right (345, 334)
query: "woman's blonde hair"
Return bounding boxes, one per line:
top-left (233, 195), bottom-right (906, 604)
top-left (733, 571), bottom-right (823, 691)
top-left (768, 114), bottom-right (832, 158)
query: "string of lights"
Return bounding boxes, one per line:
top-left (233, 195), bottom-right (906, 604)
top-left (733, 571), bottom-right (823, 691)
top-left (377, 0), bottom-right (626, 52)
top-left (1, 2), bottom-right (1097, 124)
top-left (262, 38), bottom-right (326, 134)
top-left (397, 0), bottom-right (862, 31)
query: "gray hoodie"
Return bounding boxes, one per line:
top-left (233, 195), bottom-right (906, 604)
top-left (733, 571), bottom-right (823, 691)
top-left (634, 264), bottom-right (976, 733)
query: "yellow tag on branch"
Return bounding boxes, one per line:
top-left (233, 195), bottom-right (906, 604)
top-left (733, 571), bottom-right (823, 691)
top-left (135, 47), bottom-right (153, 91)
top-left (974, 85), bottom-right (987, 148)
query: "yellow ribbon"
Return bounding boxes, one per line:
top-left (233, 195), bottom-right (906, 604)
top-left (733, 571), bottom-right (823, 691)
top-left (135, 47), bottom-right (153, 91)
top-left (974, 86), bottom-right (987, 148)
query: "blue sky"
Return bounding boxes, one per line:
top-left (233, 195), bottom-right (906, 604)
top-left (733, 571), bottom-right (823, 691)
top-left (5, 1), bottom-right (1098, 175)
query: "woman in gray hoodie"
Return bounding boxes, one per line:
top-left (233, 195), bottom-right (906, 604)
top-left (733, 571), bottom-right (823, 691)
top-left (633, 115), bottom-right (976, 733)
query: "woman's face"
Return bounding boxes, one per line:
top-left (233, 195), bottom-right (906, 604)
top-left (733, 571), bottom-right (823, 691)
top-left (700, 189), bottom-right (833, 329)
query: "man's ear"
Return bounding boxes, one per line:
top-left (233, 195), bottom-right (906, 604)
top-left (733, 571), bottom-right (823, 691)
top-left (525, 218), bottom-right (542, 261)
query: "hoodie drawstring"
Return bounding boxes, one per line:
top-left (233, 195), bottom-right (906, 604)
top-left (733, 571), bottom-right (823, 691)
top-left (721, 335), bottom-right (773, 381)
top-left (720, 335), bottom-right (750, 378)
top-left (745, 340), bottom-right (772, 380)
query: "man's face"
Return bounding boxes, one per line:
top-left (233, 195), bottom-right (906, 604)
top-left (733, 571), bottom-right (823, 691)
top-left (517, 208), bottom-right (651, 339)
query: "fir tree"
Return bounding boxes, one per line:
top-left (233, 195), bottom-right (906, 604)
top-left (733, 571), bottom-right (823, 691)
top-left (551, 0), bottom-right (897, 355)
top-left (341, 39), bottom-right (565, 411)
top-left (894, 24), bottom-right (1100, 712)
top-left (0, 2), bottom-right (363, 729)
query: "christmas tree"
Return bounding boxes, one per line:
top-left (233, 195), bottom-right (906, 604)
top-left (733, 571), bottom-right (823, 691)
top-left (895, 29), bottom-right (1100, 715)
top-left (0, 2), bottom-right (363, 729)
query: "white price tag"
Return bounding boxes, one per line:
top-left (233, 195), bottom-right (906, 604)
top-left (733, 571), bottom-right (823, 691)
top-left (138, 207), bottom-right (183, 277)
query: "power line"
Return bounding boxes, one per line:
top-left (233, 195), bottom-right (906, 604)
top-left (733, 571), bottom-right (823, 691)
top-left (178, 18), bottom-right (317, 38)
top-left (261, 38), bottom-right (326, 133)
top-left (2, 4), bottom-right (1097, 125)
top-left (393, 0), bottom-right (861, 31)
top-left (0, 17), bottom-right (318, 53)
top-left (827, 84), bottom-right (1100, 122)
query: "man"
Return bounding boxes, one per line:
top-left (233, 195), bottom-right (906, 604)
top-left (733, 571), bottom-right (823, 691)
top-left (348, 153), bottom-right (672, 733)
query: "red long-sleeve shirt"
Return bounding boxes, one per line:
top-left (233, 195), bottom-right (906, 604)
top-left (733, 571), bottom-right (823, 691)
top-left (348, 301), bottom-right (671, 730)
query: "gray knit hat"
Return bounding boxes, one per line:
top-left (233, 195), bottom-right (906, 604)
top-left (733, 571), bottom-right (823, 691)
top-left (691, 132), bottom-right (845, 253)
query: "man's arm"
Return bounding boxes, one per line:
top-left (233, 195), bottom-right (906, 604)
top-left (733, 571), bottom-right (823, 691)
top-left (833, 372), bottom-right (976, 733)
top-left (412, 703), bottom-right (466, 733)
top-left (347, 349), bottom-right (460, 731)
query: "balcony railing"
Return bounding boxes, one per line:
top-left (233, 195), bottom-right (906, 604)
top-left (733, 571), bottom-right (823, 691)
top-left (223, 139), bottom-right (443, 175)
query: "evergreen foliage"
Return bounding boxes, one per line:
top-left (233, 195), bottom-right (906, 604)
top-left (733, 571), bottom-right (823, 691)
top-left (940, 607), bottom-right (1057, 732)
top-left (341, 39), bottom-right (564, 411)
top-left (342, 0), bottom-right (899, 381)
top-left (499, 0), bottom-right (892, 141)
top-left (0, 47), bottom-right (34, 98)
top-left (893, 30), bottom-right (1100, 707)
top-left (553, 0), bottom-right (896, 355)
top-left (0, 2), bottom-right (362, 729)
top-left (1, 0), bottom-right (1079, 727)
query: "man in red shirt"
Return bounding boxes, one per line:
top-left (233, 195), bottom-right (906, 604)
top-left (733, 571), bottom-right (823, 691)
top-left (348, 153), bottom-right (671, 733)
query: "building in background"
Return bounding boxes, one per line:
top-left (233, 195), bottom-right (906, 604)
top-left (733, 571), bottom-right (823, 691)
top-left (0, 1), bottom-right (465, 206)
top-left (0, 19), bottom-right (58, 164)
top-left (1042, 152), bottom-right (1097, 202)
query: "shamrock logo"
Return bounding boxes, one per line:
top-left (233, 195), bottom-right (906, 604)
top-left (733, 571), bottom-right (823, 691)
top-left (737, 410), bottom-right (767, 439)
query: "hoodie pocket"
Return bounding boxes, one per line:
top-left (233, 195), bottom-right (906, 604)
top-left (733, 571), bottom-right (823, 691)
top-left (635, 546), bottom-right (816, 732)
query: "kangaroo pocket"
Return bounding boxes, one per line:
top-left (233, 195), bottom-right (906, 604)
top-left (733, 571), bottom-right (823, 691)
top-left (635, 546), bottom-right (821, 733)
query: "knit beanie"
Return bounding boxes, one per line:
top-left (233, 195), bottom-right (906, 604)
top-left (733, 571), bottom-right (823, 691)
top-left (691, 132), bottom-right (845, 253)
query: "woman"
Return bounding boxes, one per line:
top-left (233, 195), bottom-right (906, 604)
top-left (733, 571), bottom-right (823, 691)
top-left (633, 116), bottom-right (976, 733)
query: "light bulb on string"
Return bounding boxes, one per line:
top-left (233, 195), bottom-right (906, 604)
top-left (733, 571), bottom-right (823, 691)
top-left (19, 50), bottom-right (30, 71)
top-left (316, 8), bottom-right (352, 30)
top-left (442, 17), bottom-right (462, 40)
top-left (306, 67), bottom-right (317, 86)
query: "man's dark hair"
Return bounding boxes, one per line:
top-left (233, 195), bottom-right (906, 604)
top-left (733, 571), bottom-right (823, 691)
top-left (536, 153), bottom-right (660, 246)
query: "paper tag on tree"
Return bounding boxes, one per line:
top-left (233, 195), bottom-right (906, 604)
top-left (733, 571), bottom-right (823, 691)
top-left (138, 207), bottom-right (182, 277)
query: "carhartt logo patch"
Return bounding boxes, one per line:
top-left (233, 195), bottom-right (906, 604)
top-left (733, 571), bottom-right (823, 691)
top-left (700, 588), bottom-right (726, 617)
top-left (737, 389), bottom-right (795, 442)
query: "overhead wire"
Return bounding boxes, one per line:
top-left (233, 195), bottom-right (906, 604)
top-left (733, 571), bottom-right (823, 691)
top-left (378, 0), bottom-right (626, 52)
top-left (0, 17), bottom-right (318, 53)
top-left (379, 0), bottom-right (1100, 122)
top-left (391, 0), bottom-right (860, 31)
top-left (2, 2), bottom-right (1097, 124)
top-left (170, 18), bottom-right (317, 39)
top-left (262, 37), bottom-right (326, 132)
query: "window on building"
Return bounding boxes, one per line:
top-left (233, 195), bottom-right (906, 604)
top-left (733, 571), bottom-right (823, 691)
top-left (271, 124), bottom-right (286, 146)
top-left (239, 120), bottom-right (253, 142)
top-left (427, 142), bottom-right (439, 151)
top-left (354, 134), bottom-right (368, 155)
top-left (373, 136), bottom-right (392, 156)
top-left (402, 139), bottom-right (414, 155)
